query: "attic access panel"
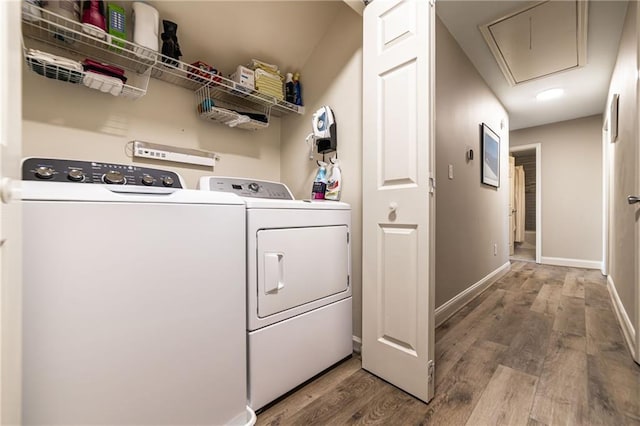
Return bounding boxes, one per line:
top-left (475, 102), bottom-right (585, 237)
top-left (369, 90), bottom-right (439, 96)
top-left (479, 1), bottom-right (588, 86)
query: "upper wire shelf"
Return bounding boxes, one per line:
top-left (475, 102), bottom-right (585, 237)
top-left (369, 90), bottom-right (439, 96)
top-left (21, 5), bottom-right (305, 117)
top-left (22, 5), bottom-right (157, 74)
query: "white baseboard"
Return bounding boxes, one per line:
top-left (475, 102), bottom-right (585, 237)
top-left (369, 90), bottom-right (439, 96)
top-left (435, 261), bottom-right (511, 328)
top-left (540, 256), bottom-right (602, 270)
top-left (352, 335), bottom-right (362, 354)
top-left (607, 275), bottom-right (637, 362)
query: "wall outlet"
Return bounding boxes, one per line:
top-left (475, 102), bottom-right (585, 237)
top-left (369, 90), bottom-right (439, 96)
top-left (133, 140), bottom-right (217, 168)
top-left (493, 243), bottom-right (498, 256)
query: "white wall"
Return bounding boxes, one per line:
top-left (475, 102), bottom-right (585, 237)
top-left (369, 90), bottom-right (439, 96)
top-left (605, 0), bottom-right (637, 344)
top-left (510, 115), bottom-right (603, 266)
top-left (280, 5), bottom-right (363, 337)
top-left (22, 68), bottom-right (282, 189)
top-left (435, 17), bottom-right (510, 309)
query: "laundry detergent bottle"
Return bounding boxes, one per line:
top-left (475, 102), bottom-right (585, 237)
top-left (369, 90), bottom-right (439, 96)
top-left (311, 161), bottom-right (328, 199)
top-left (325, 158), bottom-right (342, 201)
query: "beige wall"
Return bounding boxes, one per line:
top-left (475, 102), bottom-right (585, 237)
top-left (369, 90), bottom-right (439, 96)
top-left (22, 67), bottom-right (282, 189)
top-left (435, 17), bottom-right (510, 308)
top-left (511, 115), bottom-right (603, 264)
top-left (605, 0), bottom-right (637, 332)
top-left (21, 3), bottom-right (364, 338)
top-left (280, 5), bottom-right (363, 337)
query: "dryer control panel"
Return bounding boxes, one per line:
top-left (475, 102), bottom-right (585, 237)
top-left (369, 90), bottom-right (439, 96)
top-left (200, 177), bottom-right (293, 200)
top-left (22, 158), bottom-right (183, 188)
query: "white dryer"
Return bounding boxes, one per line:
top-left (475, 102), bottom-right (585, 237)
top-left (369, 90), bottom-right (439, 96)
top-left (21, 158), bottom-right (253, 426)
top-left (199, 177), bottom-right (353, 410)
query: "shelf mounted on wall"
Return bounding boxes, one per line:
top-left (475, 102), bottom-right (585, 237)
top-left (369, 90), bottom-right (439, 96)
top-left (21, 4), bottom-right (305, 126)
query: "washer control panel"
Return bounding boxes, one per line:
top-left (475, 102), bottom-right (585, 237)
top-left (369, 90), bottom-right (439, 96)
top-left (22, 158), bottom-right (183, 188)
top-left (202, 177), bottom-right (293, 200)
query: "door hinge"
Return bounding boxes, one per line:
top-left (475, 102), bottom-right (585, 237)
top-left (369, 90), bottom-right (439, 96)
top-left (429, 173), bottom-right (436, 194)
top-left (347, 275), bottom-right (350, 286)
top-left (427, 360), bottom-right (434, 384)
top-left (347, 232), bottom-right (350, 244)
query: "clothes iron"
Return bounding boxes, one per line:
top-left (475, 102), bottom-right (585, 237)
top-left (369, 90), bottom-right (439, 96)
top-left (312, 106), bottom-right (337, 155)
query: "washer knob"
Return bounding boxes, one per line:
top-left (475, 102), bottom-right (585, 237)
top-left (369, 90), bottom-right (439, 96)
top-left (162, 176), bottom-right (174, 187)
top-left (104, 170), bottom-right (125, 185)
top-left (141, 174), bottom-right (154, 186)
top-left (67, 169), bottom-right (85, 182)
top-left (35, 166), bottom-right (55, 179)
top-left (248, 182), bottom-right (259, 192)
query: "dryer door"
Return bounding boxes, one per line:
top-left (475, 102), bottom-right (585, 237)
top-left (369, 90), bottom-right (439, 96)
top-left (257, 225), bottom-right (349, 318)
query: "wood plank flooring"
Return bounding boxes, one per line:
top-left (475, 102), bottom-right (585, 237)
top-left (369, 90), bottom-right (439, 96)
top-left (257, 262), bottom-right (640, 425)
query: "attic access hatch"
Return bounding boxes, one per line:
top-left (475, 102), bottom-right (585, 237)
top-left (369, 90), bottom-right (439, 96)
top-left (479, 1), bottom-right (588, 86)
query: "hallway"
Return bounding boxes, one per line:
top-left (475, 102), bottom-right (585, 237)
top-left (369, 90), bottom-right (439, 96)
top-left (257, 262), bottom-right (640, 425)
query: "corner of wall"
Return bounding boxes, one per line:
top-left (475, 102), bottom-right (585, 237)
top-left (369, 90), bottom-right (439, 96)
top-left (280, 6), bottom-right (364, 338)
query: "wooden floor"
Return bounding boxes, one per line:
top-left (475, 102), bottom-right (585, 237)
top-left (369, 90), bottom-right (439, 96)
top-left (257, 262), bottom-right (640, 425)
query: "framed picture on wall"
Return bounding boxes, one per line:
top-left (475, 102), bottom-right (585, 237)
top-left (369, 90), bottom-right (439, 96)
top-left (609, 93), bottom-right (619, 143)
top-left (481, 123), bottom-right (500, 188)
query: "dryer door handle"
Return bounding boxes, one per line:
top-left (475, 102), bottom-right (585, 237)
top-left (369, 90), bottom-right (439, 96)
top-left (264, 252), bottom-right (284, 294)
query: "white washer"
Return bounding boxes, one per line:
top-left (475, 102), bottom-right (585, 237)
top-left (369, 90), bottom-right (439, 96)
top-left (199, 177), bottom-right (353, 410)
top-left (21, 158), bottom-right (253, 426)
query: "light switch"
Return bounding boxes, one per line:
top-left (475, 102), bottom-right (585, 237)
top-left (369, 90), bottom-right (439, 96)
top-left (448, 164), bottom-right (454, 180)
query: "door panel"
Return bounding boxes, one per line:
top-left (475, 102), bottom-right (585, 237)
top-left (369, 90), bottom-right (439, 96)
top-left (257, 226), bottom-right (349, 318)
top-left (379, 225), bottom-right (418, 355)
top-left (362, 0), bottom-right (435, 402)
top-left (380, 59), bottom-right (418, 187)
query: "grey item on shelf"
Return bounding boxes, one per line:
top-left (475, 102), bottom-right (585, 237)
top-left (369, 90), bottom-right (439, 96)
top-left (41, 0), bottom-right (80, 22)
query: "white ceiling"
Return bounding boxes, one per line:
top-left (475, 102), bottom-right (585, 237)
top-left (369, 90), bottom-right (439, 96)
top-left (437, 1), bottom-right (629, 130)
top-left (147, 1), bottom-right (345, 76)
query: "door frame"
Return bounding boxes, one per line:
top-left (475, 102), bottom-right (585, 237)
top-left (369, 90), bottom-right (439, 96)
top-left (635, 0), bottom-right (640, 362)
top-left (0, 1), bottom-right (23, 423)
top-left (602, 117), bottom-right (611, 276)
top-left (509, 143), bottom-right (542, 264)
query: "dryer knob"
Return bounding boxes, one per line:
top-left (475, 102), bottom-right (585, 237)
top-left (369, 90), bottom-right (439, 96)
top-left (35, 166), bottom-right (55, 179)
top-left (141, 174), bottom-right (154, 186)
top-left (162, 176), bottom-right (174, 187)
top-left (103, 170), bottom-right (125, 185)
top-left (248, 182), bottom-right (259, 192)
top-left (67, 169), bottom-right (85, 182)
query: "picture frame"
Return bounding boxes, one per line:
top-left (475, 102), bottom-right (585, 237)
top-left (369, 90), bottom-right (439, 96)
top-left (609, 93), bottom-right (619, 143)
top-left (481, 123), bottom-right (500, 188)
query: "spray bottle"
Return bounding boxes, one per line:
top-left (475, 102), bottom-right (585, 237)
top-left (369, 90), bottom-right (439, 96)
top-left (311, 161), bottom-right (328, 199)
top-left (325, 157), bottom-right (342, 201)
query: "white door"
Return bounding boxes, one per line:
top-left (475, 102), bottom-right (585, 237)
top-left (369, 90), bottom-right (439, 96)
top-left (0, 1), bottom-right (23, 423)
top-left (509, 156), bottom-right (515, 256)
top-left (362, 0), bottom-right (435, 402)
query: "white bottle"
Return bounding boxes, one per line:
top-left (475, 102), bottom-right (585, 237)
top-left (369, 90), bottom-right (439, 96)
top-left (325, 158), bottom-right (342, 201)
top-left (132, 2), bottom-right (159, 59)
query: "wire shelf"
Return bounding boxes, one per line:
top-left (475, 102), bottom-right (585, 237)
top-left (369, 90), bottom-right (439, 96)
top-left (24, 50), bottom-right (147, 99)
top-left (21, 4), bottom-right (304, 116)
top-left (196, 86), bottom-right (269, 130)
top-left (22, 5), bottom-right (157, 74)
top-left (154, 57), bottom-right (304, 117)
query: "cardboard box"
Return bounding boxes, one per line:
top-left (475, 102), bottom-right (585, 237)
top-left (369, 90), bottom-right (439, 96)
top-left (230, 65), bottom-right (255, 90)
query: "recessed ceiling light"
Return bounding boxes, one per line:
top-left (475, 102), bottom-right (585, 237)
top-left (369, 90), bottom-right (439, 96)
top-left (536, 88), bottom-right (564, 101)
